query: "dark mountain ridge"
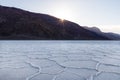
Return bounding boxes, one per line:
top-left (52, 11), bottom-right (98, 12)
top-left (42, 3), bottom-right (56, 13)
top-left (0, 5), bottom-right (115, 40)
top-left (84, 26), bottom-right (120, 40)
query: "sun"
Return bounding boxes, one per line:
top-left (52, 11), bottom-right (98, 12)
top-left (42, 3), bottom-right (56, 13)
top-left (54, 11), bottom-right (66, 20)
top-left (53, 8), bottom-right (72, 21)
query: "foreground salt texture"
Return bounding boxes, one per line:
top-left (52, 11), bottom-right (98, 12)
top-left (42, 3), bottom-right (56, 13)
top-left (0, 41), bottom-right (120, 80)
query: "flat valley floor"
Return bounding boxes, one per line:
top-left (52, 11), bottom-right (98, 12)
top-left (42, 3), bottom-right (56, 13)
top-left (0, 41), bottom-right (120, 80)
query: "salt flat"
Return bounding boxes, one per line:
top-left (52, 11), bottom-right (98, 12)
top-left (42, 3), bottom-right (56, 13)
top-left (0, 41), bottom-right (120, 80)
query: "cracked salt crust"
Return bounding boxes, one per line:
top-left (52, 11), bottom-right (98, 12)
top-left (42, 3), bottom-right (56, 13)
top-left (0, 41), bottom-right (120, 80)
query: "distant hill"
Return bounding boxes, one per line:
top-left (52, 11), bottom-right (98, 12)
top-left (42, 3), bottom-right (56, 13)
top-left (84, 26), bottom-right (120, 40)
top-left (0, 5), bottom-right (113, 40)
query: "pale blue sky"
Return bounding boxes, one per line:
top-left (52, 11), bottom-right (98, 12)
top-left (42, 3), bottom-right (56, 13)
top-left (0, 0), bottom-right (120, 34)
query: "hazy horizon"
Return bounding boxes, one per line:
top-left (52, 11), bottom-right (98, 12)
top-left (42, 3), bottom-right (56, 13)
top-left (0, 0), bottom-right (120, 34)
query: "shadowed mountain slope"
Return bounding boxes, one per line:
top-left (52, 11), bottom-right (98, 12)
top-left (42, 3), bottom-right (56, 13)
top-left (0, 5), bottom-right (111, 40)
top-left (84, 26), bottom-right (120, 40)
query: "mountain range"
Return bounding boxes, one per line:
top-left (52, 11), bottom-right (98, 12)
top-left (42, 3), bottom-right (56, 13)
top-left (84, 26), bottom-right (120, 40)
top-left (0, 5), bottom-right (120, 40)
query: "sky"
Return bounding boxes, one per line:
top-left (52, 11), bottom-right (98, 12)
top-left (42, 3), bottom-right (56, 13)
top-left (0, 0), bottom-right (120, 34)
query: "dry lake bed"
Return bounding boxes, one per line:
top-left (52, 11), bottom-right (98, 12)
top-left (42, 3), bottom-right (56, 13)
top-left (0, 41), bottom-right (120, 80)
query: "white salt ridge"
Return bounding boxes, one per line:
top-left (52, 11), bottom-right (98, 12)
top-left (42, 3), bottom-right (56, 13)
top-left (60, 60), bottom-right (98, 69)
top-left (93, 56), bottom-right (120, 66)
top-left (98, 64), bottom-right (120, 73)
top-left (65, 68), bottom-right (97, 79)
